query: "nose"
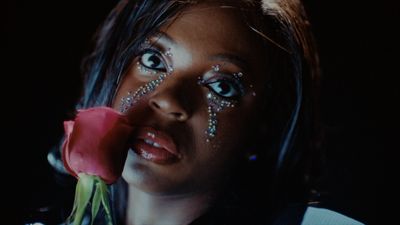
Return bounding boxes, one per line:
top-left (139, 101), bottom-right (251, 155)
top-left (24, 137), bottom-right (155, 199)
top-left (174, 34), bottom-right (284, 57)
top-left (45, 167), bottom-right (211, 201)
top-left (148, 78), bottom-right (191, 122)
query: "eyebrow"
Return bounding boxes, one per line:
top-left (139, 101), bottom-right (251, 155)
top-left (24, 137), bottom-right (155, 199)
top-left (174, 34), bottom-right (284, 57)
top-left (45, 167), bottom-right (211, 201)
top-left (153, 31), bottom-right (177, 46)
top-left (154, 32), bottom-right (249, 71)
top-left (209, 53), bottom-right (250, 71)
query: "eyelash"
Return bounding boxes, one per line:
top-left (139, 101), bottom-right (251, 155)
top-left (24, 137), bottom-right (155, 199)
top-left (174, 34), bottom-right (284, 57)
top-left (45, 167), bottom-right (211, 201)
top-left (200, 75), bottom-right (244, 100)
top-left (137, 47), bottom-right (244, 100)
top-left (137, 48), bottom-right (168, 73)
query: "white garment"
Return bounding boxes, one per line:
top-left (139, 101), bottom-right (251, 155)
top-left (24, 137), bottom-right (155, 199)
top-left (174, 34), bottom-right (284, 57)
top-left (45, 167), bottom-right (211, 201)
top-left (301, 207), bottom-right (365, 225)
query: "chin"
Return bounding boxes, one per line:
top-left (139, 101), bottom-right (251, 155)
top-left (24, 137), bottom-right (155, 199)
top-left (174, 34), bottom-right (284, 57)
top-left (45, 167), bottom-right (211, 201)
top-left (122, 154), bottom-right (181, 195)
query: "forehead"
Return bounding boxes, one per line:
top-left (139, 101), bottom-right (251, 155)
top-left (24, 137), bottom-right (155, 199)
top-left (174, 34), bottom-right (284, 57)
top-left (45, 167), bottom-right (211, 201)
top-left (159, 1), bottom-right (268, 78)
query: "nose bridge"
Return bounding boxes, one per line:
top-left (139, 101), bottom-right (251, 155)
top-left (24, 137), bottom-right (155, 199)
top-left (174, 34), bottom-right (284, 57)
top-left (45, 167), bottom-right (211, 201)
top-left (148, 74), bottom-right (196, 121)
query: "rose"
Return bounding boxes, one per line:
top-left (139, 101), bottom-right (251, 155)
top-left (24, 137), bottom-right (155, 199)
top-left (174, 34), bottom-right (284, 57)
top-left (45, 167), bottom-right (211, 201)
top-left (61, 106), bottom-right (134, 225)
top-left (62, 106), bottom-right (133, 184)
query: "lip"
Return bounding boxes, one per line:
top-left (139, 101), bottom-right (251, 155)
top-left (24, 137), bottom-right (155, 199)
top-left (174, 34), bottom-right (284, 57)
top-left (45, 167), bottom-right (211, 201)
top-left (131, 126), bottom-right (180, 164)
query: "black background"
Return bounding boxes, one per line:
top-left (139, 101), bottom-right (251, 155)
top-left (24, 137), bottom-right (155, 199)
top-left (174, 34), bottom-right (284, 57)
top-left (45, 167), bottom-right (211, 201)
top-left (4, 1), bottom-right (399, 224)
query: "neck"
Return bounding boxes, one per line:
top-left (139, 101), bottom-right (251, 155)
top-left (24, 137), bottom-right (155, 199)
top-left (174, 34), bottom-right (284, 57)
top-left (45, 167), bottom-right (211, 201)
top-left (125, 185), bottom-right (214, 225)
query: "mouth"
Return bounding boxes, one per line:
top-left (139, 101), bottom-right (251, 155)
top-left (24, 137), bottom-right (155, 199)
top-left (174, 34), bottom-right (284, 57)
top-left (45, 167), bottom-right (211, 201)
top-left (130, 126), bottom-right (181, 164)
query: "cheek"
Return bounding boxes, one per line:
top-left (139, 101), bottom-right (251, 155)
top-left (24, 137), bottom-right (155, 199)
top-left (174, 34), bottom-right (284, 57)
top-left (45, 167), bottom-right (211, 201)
top-left (112, 86), bottom-right (129, 111)
top-left (112, 59), bottom-right (169, 111)
top-left (112, 71), bottom-right (140, 110)
top-left (215, 104), bottom-right (260, 151)
top-left (112, 71), bottom-right (167, 113)
top-left (218, 116), bottom-right (250, 151)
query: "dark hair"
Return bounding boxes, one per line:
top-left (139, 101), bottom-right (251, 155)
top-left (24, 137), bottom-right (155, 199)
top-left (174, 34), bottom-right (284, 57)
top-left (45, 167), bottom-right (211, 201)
top-left (63, 0), bottom-right (322, 223)
top-left (76, 0), bottom-right (189, 108)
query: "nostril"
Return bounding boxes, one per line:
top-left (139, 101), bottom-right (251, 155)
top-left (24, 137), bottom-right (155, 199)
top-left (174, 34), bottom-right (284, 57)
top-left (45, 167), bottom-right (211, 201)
top-left (150, 100), bottom-right (161, 110)
top-left (170, 112), bottom-right (187, 121)
top-left (149, 98), bottom-right (189, 121)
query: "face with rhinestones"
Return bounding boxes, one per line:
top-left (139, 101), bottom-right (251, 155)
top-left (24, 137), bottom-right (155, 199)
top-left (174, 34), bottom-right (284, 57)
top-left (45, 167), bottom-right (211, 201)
top-left (112, 1), bottom-right (270, 195)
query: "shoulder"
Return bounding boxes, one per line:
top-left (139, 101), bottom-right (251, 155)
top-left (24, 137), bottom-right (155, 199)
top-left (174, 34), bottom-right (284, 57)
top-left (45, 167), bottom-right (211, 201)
top-left (271, 204), bottom-right (364, 225)
top-left (300, 206), bottom-right (365, 225)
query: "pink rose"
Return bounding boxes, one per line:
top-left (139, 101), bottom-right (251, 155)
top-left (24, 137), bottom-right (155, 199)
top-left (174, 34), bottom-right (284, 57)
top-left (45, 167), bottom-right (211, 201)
top-left (62, 106), bottom-right (133, 184)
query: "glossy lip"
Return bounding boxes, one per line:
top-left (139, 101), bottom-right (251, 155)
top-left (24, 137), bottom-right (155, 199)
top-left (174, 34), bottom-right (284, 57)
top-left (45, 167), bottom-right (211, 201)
top-left (136, 126), bottom-right (180, 156)
top-left (130, 126), bottom-right (181, 164)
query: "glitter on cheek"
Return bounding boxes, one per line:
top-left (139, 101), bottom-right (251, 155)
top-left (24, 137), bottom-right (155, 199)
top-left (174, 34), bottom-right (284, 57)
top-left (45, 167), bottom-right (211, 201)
top-left (207, 92), bottom-right (237, 112)
top-left (200, 64), bottom-right (259, 143)
top-left (204, 91), bottom-right (237, 142)
top-left (234, 71), bottom-right (243, 79)
top-left (205, 106), bottom-right (217, 142)
top-left (119, 34), bottom-right (177, 113)
top-left (119, 72), bottom-right (168, 113)
top-left (249, 84), bottom-right (257, 97)
top-left (137, 62), bottom-right (158, 75)
top-left (201, 64), bottom-right (241, 142)
top-left (203, 81), bottom-right (258, 142)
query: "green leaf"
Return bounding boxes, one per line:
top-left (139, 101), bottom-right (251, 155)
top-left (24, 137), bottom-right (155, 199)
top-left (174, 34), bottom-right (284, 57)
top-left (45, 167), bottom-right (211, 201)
top-left (73, 173), bottom-right (95, 225)
top-left (90, 182), bottom-right (102, 225)
top-left (98, 179), bottom-right (113, 225)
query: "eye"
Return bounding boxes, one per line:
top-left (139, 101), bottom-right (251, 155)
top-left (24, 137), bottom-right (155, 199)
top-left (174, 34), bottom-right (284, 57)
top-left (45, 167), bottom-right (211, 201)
top-left (207, 79), bottom-right (242, 99)
top-left (139, 50), bottom-right (166, 71)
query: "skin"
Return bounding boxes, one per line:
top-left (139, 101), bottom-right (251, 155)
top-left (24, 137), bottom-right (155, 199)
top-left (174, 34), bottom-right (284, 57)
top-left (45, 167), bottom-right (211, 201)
top-left (112, 2), bottom-right (271, 225)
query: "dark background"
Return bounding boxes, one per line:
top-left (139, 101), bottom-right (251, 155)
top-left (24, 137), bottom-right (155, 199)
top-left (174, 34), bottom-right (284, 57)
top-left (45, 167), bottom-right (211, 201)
top-left (4, 1), bottom-right (399, 224)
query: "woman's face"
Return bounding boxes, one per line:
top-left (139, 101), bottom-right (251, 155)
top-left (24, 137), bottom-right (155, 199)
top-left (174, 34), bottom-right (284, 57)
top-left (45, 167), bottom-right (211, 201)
top-left (112, 2), bottom-right (270, 195)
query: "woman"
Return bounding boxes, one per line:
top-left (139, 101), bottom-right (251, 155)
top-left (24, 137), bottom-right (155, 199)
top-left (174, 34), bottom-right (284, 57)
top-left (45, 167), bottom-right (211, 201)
top-left (44, 0), bottom-right (364, 224)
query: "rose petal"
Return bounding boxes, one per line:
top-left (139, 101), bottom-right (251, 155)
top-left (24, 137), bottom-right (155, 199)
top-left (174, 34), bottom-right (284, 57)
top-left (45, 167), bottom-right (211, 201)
top-left (62, 120), bottom-right (77, 178)
top-left (62, 107), bottom-right (134, 184)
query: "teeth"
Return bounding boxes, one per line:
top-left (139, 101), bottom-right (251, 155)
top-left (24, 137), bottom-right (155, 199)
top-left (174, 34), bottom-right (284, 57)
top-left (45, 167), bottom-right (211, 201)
top-left (153, 142), bottom-right (162, 148)
top-left (144, 139), bottom-right (162, 148)
top-left (144, 139), bottom-right (154, 145)
top-left (147, 132), bottom-right (156, 139)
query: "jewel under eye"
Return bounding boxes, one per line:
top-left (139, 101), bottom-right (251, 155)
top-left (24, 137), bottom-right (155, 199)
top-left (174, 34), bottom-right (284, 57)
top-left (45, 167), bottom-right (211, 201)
top-left (139, 50), bottom-right (166, 71)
